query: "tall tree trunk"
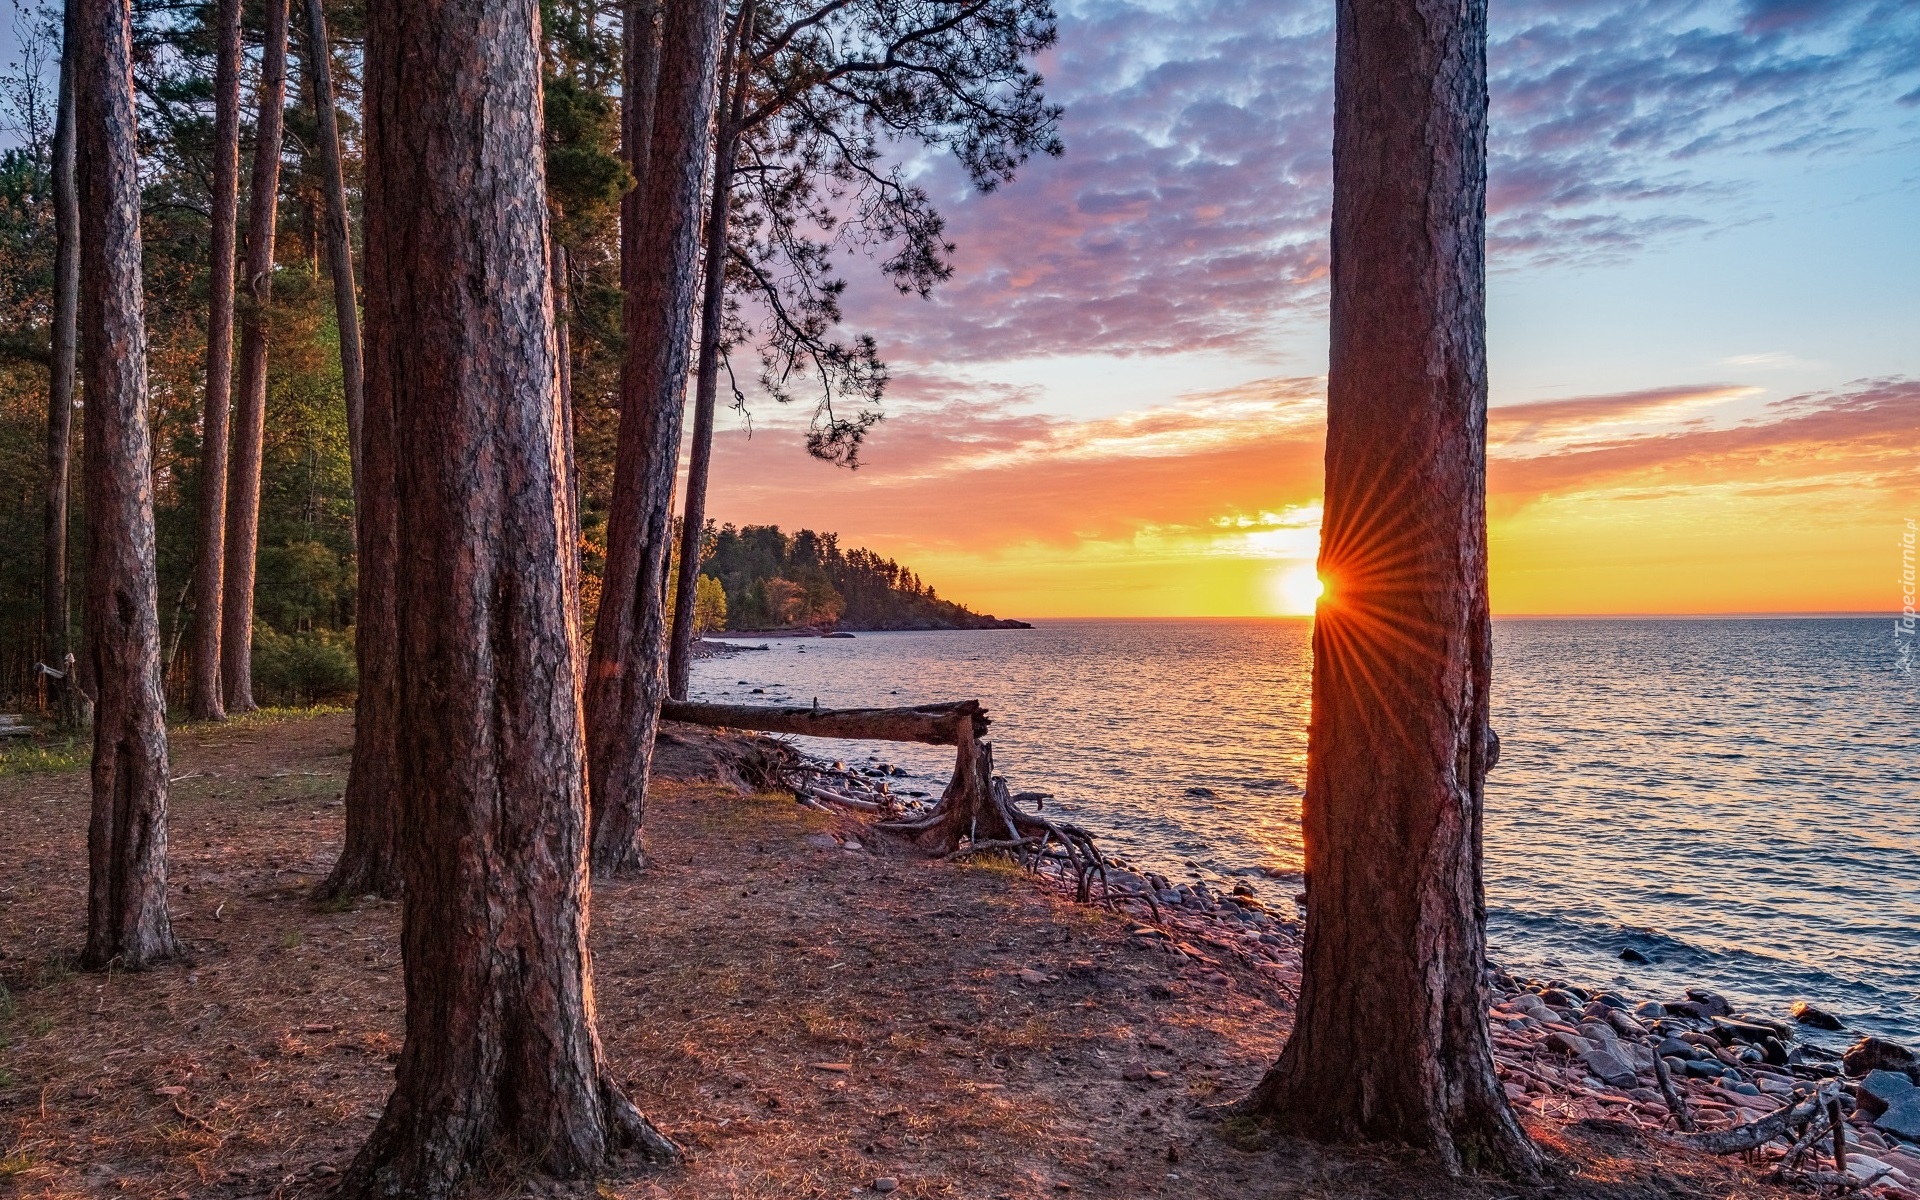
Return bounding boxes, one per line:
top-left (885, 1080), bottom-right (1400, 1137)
top-left (317, 339), bottom-right (401, 901)
top-left (302, 0), bottom-right (400, 901)
top-left (74, 0), bottom-right (178, 973)
top-left (665, 0), bottom-right (751, 702)
top-left (302, 0), bottom-right (363, 498)
top-left (336, 0), bottom-right (679, 1191)
top-left (221, 0), bottom-right (290, 714)
top-left (584, 0), bottom-right (726, 875)
top-left (43, 0), bottom-right (81, 727)
top-left (190, 0), bottom-right (242, 723)
top-left (619, 1), bottom-right (662, 305)
top-left (1238, 0), bottom-right (1534, 1176)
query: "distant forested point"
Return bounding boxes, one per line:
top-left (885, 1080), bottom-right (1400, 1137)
top-left (699, 524), bottom-right (1029, 633)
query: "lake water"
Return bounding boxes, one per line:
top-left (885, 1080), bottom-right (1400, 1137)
top-left (689, 617), bottom-right (1920, 1043)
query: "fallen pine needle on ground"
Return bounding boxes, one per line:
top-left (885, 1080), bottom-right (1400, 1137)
top-left (0, 712), bottom-right (1822, 1198)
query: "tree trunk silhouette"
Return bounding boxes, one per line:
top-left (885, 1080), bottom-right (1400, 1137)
top-left (319, 286), bottom-right (400, 902)
top-left (585, 0), bottom-right (727, 876)
top-left (221, 0), bottom-right (289, 714)
top-left (189, 0), bottom-right (242, 722)
top-left (42, 0), bottom-right (81, 728)
top-left (75, 0), bottom-right (178, 973)
top-left (335, 0), bottom-right (679, 1191)
top-left (303, 0), bottom-right (363, 498)
top-left (666, 0), bottom-right (753, 702)
top-left (302, 0), bottom-right (399, 902)
top-left (620, 0), bottom-right (661, 298)
top-left (1237, 0), bottom-right (1534, 1176)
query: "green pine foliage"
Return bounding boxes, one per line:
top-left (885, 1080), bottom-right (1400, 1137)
top-left (700, 524), bottom-right (1025, 632)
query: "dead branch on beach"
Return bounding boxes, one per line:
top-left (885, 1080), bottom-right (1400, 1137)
top-left (661, 697), bottom-right (1112, 901)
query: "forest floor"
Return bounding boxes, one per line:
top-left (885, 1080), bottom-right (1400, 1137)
top-left (0, 711), bottom-right (1814, 1199)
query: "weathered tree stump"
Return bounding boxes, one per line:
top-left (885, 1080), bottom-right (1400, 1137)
top-left (875, 720), bottom-right (1107, 902)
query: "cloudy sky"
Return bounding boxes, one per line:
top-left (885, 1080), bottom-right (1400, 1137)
top-left (705, 0), bottom-right (1920, 616)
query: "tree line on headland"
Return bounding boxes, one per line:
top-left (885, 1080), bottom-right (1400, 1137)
top-left (697, 523), bottom-right (1030, 632)
top-left (2, 0), bottom-right (1547, 1192)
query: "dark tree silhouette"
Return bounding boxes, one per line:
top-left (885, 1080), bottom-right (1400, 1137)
top-left (221, 0), bottom-right (290, 714)
top-left (41, 0), bottom-right (81, 728)
top-left (1235, 0), bottom-right (1536, 1176)
top-left (335, 0), bottom-right (680, 1191)
top-left (302, 0), bottom-right (363, 492)
top-left (584, 0), bottom-right (728, 875)
top-left (189, 0), bottom-right (242, 722)
top-left (74, 0), bottom-right (179, 972)
top-left (304, 0), bottom-right (400, 902)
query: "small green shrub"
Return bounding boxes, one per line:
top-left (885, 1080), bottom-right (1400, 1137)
top-left (251, 625), bottom-right (357, 707)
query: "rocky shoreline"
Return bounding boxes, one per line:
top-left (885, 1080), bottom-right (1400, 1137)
top-left (790, 745), bottom-right (1920, 1197)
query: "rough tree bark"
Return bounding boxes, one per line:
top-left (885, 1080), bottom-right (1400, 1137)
top-left (584, 0), bottom-right (727, 876)
top-left (74, 0), bottom-right (179, 972)
top-left (664, 0), bottom-right (753, 702)
top-left (42, 0), bottom-right (81, 727)
top-left (1235, 0), bottom-right (1535, 1176)
top-left (220, 0), bottom-right (290, 714)
top-left (334, 0), bottom-right (680, 1191)
top-left (302, 0), bottom-right (363, 496)
top-left (189, 0), bottom-right (242, 722)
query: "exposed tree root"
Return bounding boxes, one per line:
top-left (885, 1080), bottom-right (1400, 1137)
top-left (875, 724), bottom-right (1109, 902)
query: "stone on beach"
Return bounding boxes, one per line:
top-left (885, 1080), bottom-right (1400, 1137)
top-left (1793, 999), bottom-right (1846, 1030)
top-left (1846, 1036), bottom-right (1920, 1080)
top-left (1860, 1069), bottom-right (1918, 1117)
top-left (1879, 1093), bottom-right (1920, 1142)
top-left (1580, 1049), bottom-right (1639, 1088)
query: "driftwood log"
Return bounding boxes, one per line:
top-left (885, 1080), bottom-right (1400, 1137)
top-left (664, 698), bottom-right (1108, 901)
top-left (661, 699), bottom-right (986, 745)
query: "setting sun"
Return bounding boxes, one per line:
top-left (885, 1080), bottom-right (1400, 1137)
top-left (1269, 564), bottom-right (1326, 615)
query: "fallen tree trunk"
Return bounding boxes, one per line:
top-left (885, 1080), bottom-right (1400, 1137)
top-left (660, 699), bottom-right (986, 746)
top-left (665, 697), bottom-right (1107, 900)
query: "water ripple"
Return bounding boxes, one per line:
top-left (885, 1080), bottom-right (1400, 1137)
top-left (691, 616), bottom-right (1920, 1042)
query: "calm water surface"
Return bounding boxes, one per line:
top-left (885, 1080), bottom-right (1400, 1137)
top-left (689, 618), bottom-right (1920, 1041)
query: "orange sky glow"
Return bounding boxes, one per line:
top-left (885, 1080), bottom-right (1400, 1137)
top-left (698, 375), bottom-right (1918, 619)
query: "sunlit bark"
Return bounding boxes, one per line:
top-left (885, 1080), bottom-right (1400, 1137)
top-left (220, 0), bottom-right (290, 714)
top-left (75, 0), bottom-right (178, 972)
top-left (1239, 0), bottom-right (1537, 1175)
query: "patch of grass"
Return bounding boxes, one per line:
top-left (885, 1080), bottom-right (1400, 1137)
top-left (955, 854), bottom-right (1026, 881)
top-left (224, 705), bottom-right (350, 731)
top-left (34, 955), bottom-right (72, 988)
top-left (28, 1014), bottom-right (53, 1037)
top-left (0, 1148), bottom-right (36, 1178)
top-left (281, 930), bottom-right (304, 949)
top-left (1216, 1111), bottom-right (1274, 1152)
top-left (0, 735), bottom-right (86, 777)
